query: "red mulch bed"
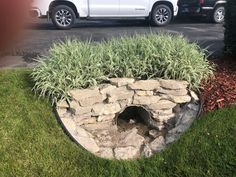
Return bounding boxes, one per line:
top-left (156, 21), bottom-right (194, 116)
top-left (201, 58), bottom-right (236, 112)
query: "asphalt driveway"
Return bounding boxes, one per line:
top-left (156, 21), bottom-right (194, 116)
top-left (16, 17), bottom-right (224, 58)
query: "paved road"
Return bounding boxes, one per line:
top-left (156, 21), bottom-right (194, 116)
top-left (17, 18), bottom-right (224, 58)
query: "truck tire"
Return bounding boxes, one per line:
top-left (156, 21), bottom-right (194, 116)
top-left (151, 4), bottom-right (172, 26)
top-left (212, 6), bottom-right (225, 23)
top-left (51, 5), bottom-right (76, 30)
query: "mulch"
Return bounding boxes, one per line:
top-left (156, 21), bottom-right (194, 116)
top-left (201, 57), bottom-right (236, 112)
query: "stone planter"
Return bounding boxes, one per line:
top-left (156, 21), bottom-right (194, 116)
top-left (56, 78), bottom-right (201, 160)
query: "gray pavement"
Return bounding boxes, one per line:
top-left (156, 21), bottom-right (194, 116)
top-left (16, 17), bottom-right (224, 58)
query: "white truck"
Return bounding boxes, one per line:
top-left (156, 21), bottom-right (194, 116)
top-left (31, 0), bottom-right (179, 29)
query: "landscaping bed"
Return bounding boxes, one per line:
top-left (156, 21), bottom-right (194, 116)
top-left (0, 69), bottom-right (235, 177)
top-left (201, 58), bottom-right (236, 112)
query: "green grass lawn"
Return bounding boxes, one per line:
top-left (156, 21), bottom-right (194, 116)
top-left (0, 69), bottom-right (235, 177)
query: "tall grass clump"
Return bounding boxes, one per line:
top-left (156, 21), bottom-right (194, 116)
top-left (32, 34), bottom-right (214, 102)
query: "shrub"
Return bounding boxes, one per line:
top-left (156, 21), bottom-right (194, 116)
top-left (224, 0), bottom-right (236, 56)
top-left (32, 34), bottom-right (214, 102)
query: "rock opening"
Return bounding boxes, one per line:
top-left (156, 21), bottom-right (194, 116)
top-left (117, 106), bottom-right (151, 136)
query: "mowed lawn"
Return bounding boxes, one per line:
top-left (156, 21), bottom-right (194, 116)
top-left (0, 69), bottom-right (235, 177)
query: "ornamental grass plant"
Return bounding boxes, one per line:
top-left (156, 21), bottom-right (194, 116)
top-left (32, 34), bottom-right (214, 102)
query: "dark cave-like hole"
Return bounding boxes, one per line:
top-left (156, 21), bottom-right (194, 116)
top-left (117, 106), bottom-right (151, 136)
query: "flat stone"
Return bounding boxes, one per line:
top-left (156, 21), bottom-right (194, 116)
top-left (156, 87), bottom-right (188, 96)
top-left (79, 94), bottom-right (104, 107)
top-left (110, 78), bottom-right (135, 87)
top-left (133, 95), bottom-right (161, 105)
top-left (60, 117), bottom-right (76, 134)
top-left (97, 147), bottom-right (114, 159)
top-left (190, 91), bottom-right (199, 101)
top-left (164, 95), bottom-right (192, 104)
top-left (74, 135), bottom-right (100, 153)
top-left (82, 120), bottom-right (115, 131)
top-left (57, 100), bottom-right (69, 108)
top-left (165, 134), bottom-right (180, 144)
top-left (97, 114), bottom-right (115, 122)
top-left (76, 126), bottom-right (92, 138)
top-left (153, 109), bottom-right (173, 116)
top-left (100, 85), bottom-right (117, 95)
top-left (96, 135), bottom-right (114, 147)
top-left (107, 87), bottom-right (134, 103)
top-left (70, 101), bottom-right (92, 115)
top-left (69, 87), bottom-right (100, 100)
top-left (148, 119), bottom-right (165, 130)
top-left (187, 103), bottom-right (200, 112)
top-left (57, 108), bottom-right (68, 117)
top-left (119, 128), bottom-right (145, 147)
top-left (76, 117), bottom-right (97, 126)
top-left (148, 100), bottom-right (176, 111)
top-left (179, 109), bottom-right (198, 125)
top-left (149, 129), bottom-right (161, 138)
top-left (135, 90), bottom-right (153, 96)
top-left (114, 146), bottom-right (139, 160)
top-left (142, 144), bottom-right (153, 158)
top-left (153, 114), bottom-right (175, 122)
top-left (118, 98), bottom-right (132, 108)
top-left (128, 80), bottom-right (160, 91)
top-left (150, 136), bottom-right (166, 152)
top-left (92, 103), bottom-right (121, 116)
top-left (168, 125), bottom-right (187, 134)
top-left (159, 79), bottom-right (188, 90)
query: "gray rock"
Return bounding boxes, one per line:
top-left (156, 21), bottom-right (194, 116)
top-left (128, 80), bottom-right (160, 91)
top-left (110, 78), bottom-right (135, 87)
top-left (114, 146), bottom-right (140, 160)
top-left (187, 103), bottom-right (200, 112)
top-left (165, 134), bottom-right (180, 144)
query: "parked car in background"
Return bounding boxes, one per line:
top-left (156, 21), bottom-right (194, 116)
top-left (31, 0), bottom-right (179, 29)
top-left (178, 0), bottom-right (226, 23)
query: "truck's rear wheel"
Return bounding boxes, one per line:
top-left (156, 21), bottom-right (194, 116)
top-left (51, 5), bottom-right (76, 30)
top-left (151, 5), bottom-right (172, 26)
top-left (212, 6), bottom-right (225, 23)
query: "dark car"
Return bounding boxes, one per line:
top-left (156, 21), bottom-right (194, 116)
top-left (178, 0), bottom-right (226, 23)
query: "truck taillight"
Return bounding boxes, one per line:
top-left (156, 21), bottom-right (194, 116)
top-left (199, 0), bottom-right (204, 5)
